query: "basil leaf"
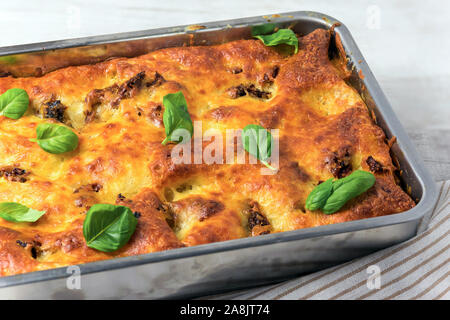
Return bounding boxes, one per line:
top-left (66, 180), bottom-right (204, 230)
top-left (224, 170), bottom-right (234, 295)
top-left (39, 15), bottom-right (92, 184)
top-left (0, 56), bottom-right (18, 65)
top-left (162, 91), bottom-right (193, 145)
top-left (251, 23), bottom-right (276, 36)
top-left (0, 202), bottom-right (45, 222)
top-left (30, 123), bottom-right (78, 154)
top-left (0, 88), bottom-right (29, 119)
top-left (241, 124), bottom-right (275, 170)
top-left (322, 170), bottom-right (376, 214)
top-left (83, 204), bottom-right (138, 252)
top-left (254, 29), bottom-right (299, 53)
top-left (331, 170), bottom-right (372, 192)
top-left (305, 179), bottom-right (334, 211)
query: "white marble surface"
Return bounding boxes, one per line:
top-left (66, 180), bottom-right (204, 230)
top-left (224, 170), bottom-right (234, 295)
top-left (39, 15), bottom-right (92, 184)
top-left (1, 0), bottom-right (449, 179)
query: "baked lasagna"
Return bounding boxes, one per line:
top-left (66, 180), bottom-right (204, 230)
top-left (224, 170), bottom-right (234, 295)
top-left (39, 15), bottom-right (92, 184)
top-left (0, 28), bottom-right (415, 276)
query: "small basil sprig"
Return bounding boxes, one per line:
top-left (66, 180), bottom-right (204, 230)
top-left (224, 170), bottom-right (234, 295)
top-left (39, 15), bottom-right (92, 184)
top-left (323, 170), bottom-right (376, 214)
top-left (253, 29), bottom-right (299, 53)
top-left (304, 178), bottom-right (333, 211)
top-left (0, 202), bottom-right (45, 222)
top-left (242, 124), bottom-right (275, 170)
top-left (83, 204), bottom-right (138, 252)
top-left (161, 91), bottom-right (193, 145)
top-left (0, 56), bottom-right (18, 65)
top-left (0, 88), bottom-right (29, 119)
top-left (251, 23), bottom-right (276, 36)
top-left (30, 123), bottom-right (78, 154)
top-left (306, 170), bottom-right (376, 214)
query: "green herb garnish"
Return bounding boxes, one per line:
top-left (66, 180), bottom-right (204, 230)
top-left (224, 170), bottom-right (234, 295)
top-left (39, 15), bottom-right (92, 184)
top-left (242, 124), bottom-right (275, 170)
top-left (30, 123), bottom-right (79, 154)
top-left (304, 178), bottom-right (334, 211)
top-left (0, 202), bottom-right (45, 223)
top-left (83, 204), bottom-right (138, 252)
top-left (161, 91), bottom-right (193, 145)
top-left (253, 29), bottom-right (299, 53)
top-left (251, 23), bottom-right (276, 36)
top-left (0, 56), bottom-right (18, 65)
top-left (0, 88), bottom-right (29, 119)
top-left (306, 170), bottom-right (376, 214)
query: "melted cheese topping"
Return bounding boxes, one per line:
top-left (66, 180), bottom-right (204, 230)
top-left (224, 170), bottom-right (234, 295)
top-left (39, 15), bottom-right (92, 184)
top-left (0, 29), bottom-right (414, 276)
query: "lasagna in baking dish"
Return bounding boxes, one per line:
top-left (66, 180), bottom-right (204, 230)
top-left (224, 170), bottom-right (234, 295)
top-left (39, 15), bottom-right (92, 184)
top-left (0, 28), bottom-right (415, 276)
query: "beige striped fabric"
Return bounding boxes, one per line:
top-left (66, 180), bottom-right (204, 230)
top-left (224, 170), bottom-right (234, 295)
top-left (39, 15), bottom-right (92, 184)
top-left (206, 180), bottom-right (450, 300)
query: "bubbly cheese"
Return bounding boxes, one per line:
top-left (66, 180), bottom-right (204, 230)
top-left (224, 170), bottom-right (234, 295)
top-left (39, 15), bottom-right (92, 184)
top-left (0, 29), bottom-right (415, 276)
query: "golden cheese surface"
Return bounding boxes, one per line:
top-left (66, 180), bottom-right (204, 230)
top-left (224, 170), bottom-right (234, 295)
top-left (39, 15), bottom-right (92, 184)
top-left (0, 29), bottom-right (415, 276)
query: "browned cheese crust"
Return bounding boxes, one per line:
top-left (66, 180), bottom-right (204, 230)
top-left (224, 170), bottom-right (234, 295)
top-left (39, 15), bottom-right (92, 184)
top-left (0, 29), bottom-right (415, 276)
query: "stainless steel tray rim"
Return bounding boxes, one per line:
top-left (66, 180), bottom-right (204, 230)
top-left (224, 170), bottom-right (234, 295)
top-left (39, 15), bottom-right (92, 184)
top-left (0, 11), bottom-right (340, 56)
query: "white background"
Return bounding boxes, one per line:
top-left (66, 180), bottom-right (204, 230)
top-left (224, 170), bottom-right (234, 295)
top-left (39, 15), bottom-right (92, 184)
top-left (1, 0), bottom-right (449, 179)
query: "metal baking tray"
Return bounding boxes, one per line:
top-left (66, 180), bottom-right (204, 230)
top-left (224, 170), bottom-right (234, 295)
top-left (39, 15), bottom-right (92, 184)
top-left (0, 11), bottom-right (438, 299)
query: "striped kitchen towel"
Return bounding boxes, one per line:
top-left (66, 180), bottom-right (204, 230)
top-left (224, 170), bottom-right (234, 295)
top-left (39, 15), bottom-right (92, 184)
top-left (206, 180), bottom-right (450, 300)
